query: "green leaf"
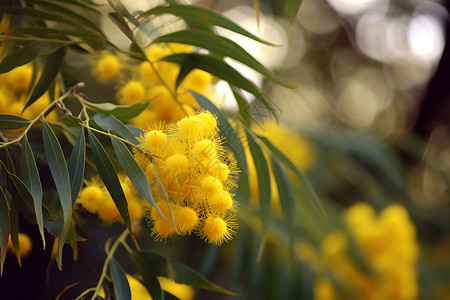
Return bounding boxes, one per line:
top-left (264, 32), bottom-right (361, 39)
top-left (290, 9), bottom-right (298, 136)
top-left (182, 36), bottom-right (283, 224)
top-left (110, 258), bottom-right (131, 300)
top-left (287, 0), bottom-right (303, 24)
top-left (93, 114), bottom-right (139, 145)
top-left (84, 100), bottom-right (149, 122)
top-left (20, 135), bottom-right (45, 248)
top-left (151, 161), bottom-right (176, 231)
top-left (140, 2), bottom-right (276, 46)
top-left (0, 114), bottom-right (30, 130)
top-left (0, 42), bottom-right (39, 74)
top-left (110, 137), bottom-right (163, 218)
top-left (24, 46), bottom-right (66, 112)
top-left (245, 129), bottom-right (271, 260)
top-left (6, 171), bottom-right (36, 224)
top-left (153, 29), bottom-right (293, 88)
top-left (129, 252), bottom-right (163, 300)
top-left (164, 54), bottom-right (277, 119)
top-left (42, 120), bottom-right (72, 270)
top-left (230, 86), bottom-right (252, 127)
top-left (23, 0), bottom-right (102, 33)
top-left (7, 195), bottom-right (20, 266)
top-left (190, 91), bottom-right (248, 174)
top-left (108, 12), bottom-right (135, 41)
top-left (0, 184), bottom-right (10, 276)
top-left (125, 125), bottom-right (145, 138)
top-left (257, 135), bottom-right (328, 224)
top-left (4, 148), bottom-right (16, 175)
top-left (270, 154), bottom-right (295, 254)
top-left (87, 130), bottom-right (131, 231)
top-left (67, 127), bottom-right (85, 207)
top-left (130, 251), bottom-right (237, 296)
top-left (0, 7), bottom-right (88, 31)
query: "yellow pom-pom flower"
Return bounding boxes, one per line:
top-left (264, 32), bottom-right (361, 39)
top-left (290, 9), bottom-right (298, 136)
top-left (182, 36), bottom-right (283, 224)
top-left (144, 130), bottom-right (167, 153)
top-left (93, 52), bottom-right (121, 83)
top-left (176, 117), bottom-right (204, 141)
top-left (7, 64), bottom-right (32, 91)
top-left (201, 216), bottom-right (233, 245)
top-left (209, 162), bottom-right (230, 182)
top-left (174, 206), bottom-right (198, 235)
top-left (78, 185), bottom-right (103, 213)
top-left (207, 190), bottom-right (234, 213)
top-left (119, 81), bottom-right (145, 105)
top-left (192, 139), bottom-right (218, 166)
top-left (200, 176), bottom-right (223, 199)
top-left (7, 233), bottom-right (33, 257)
top-left (164, 153), bottom-right (189, 178)
top-left (97, 194), bottom-right (120, 224)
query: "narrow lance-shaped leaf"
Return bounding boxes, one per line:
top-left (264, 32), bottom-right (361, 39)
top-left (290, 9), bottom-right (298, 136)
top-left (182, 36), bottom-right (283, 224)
top-left (0, 114), bottom-right (30, 130)
top-left (190, 90), bottom-right (248, 174)
top-left (6, 171), bottom-right (37, 224)
top-left (67, 127), bottom-right (85, 207)
top-left (87, 130), bottom-right (131, 231)
top-left (165, 54), bottom-right (277, 119)
top-left (110, 258), bottom-right (131, 300)
top-left (245, 129), bottom-right (271, 260)
top-left (93, 114), bottom-right (139, 145)
top-left (287, 0), bottom-right (303, 24)
top-left (84, 100), bottom-right (149, 122)
top-left (42, 119), bottom-right (72, 269)
top-left (6, 183), bottom-right (20, 266)
top-left (152, 29), bottom-right (293, 88)
top-left (139, 2), bottom-right (276, 46)
top-left (20, 135), bottom-right (45, 248)
top-left (24, 46), bottom-right (66, 112)
top-left (129, 252), bottom-right (163, 300)
top-left (0, 42), bottom-right (39, 74)
top-left (0, 185), bottom-right (10, 276)
top-left (271, 154), bottom-right (295, 255)
top-left (110, 136), bottom-right (164, 218)
top-left (257, 135), bottom-right (328, 224)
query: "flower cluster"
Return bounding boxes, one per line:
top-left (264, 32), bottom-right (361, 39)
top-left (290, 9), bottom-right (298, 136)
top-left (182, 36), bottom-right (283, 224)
top-left (136, 110), bottom-right (238, 245)
top-left (91, 44), bottom-right (215, 128)
top-left (314, 203), bottom-right (419, 300)
top-left (0, 63), bottom-right (58, 121)
top-left (76, 174), bottom-right (144, 224)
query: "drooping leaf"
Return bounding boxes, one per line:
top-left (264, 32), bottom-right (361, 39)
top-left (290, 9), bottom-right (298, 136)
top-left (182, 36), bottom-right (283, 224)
top-left (67, 127), bottom-right (85, 207)
top-left (93, 114), bottom-right (139, 145)
top-left (125, 125), bottom-right (145, 138)
top-left (287, 0), bottom-right (303, 24)
top-left (8, 195), bottom-right (20, 266)
top-left (0, 7), bottom-right (87, 31)
top-left (42, 119), bottom-right (72, 269)
top-left (23, 0), bottom-right (102, 33)
top-left (190, 91), bottom-right (248, 174)
top-left (20, 135), bottom-right (45, 248)
top-left (110, 258), bottom-right (132, 300)
top-left (129, 252), bottom-right (163, 300)
top-left (130, 251), bottom-right (237, 296)
top-left (0, 42), bottom-right (39, 74)
top-left (108, 12), bottom-right (135, 41)
top-left (270, 154), bottom-right (295, 254)
top-left (257, 135), bottom-right (328, 223)
top-left (87, 130), bottom-right (131, 231)
top-left (230, 85), bottom-right (252, 127)
top-left (110, 136), bottom-right (163, 217)
top-left (0, 114), bottom-right (30, 130)
top-left (6, 171), bottom-right (36, 223)
top-left (84, 100), bottom-right (149, 122)
top-left (4, 148), bottom-right (16, 175)
top-left (153, 29), bottom-right (293, 88)
top-left (24, 46), bottom-right (66, 112)
top-left (0, 185), bottom-right (10, 276)
top-left (152, 161), bottom-right (176, 230)
top-left (245, 129), bottom-right (271, 260)
top-left (164, 54), bottom-right (277, 119)
top-left (139, 2), bottom-right (276, 46)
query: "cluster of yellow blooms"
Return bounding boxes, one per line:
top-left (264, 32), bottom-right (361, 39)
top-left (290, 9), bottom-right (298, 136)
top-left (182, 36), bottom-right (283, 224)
top-left (136, 110), bottom-right (237, 245)
top-left (76, 174), bottom-right (145, 224)
top-left (92, 43), bottom-right (214, 128)
top-left (313, 203), bottom-right (419, 300)
top-left (0, 63), bottom-right (58, 122)
top-left (76, 111), bottom-right (238, 245)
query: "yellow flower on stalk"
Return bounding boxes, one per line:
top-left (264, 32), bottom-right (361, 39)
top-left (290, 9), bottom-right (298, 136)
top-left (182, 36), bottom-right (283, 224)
top-left (137, 111), bottom-right (238, 245)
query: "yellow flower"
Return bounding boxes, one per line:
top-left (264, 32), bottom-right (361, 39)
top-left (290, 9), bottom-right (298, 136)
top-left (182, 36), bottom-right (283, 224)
top-left (93, 51), bottom-right (121, 83)
top-left (119, 81), bottom-right (145, 105)
top-left (7, 233), bottom-right (33, 257)
top-left (201, 216), bottom-right (234, 245)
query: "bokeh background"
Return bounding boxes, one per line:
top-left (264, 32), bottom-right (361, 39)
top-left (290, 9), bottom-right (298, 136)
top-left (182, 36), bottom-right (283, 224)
top-left (1, 0), bottom-right (449, 299)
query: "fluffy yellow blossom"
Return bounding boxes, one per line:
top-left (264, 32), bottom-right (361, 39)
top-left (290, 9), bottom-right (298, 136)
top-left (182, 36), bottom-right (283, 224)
top-left (119, 81), bottom-right (146, 105)
top-left (7, 233), bottom-right (32, 257)
top-left (92, 51), bottom-right (121, 83)
top-left (312, 203), bottom-right (419, 300)
top-left (137, 111), bottom-right (238, 245)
